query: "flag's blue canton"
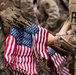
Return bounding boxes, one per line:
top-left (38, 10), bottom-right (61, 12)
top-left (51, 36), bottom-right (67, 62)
top-left (47, 47), bottom-right (55, 56)
top-left (25, 21), bottom-right (39, 34)
top-left (10, 21), bottom-right (39, 48)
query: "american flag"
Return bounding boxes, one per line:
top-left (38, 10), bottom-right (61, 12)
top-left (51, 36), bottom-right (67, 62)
top-left (4, 21), bottom-right (71, 75)
top-left (47, 47), bottom-right (71, 75)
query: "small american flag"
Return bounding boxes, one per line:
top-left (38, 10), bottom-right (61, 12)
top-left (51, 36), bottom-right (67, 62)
top-left (47, 47), bottom-right (71, 75)
top-left (4, 21), bottom-right (49, 75)
top-left (4, 21), bottom-right (71, 75)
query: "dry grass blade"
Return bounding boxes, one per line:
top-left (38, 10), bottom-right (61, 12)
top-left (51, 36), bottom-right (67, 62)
top-left (15, 14), bottom-right (32, 27)
top-left (6, 19), bottom-right (20, 28)
top-left (61, 36), bottom-right (75, 48)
